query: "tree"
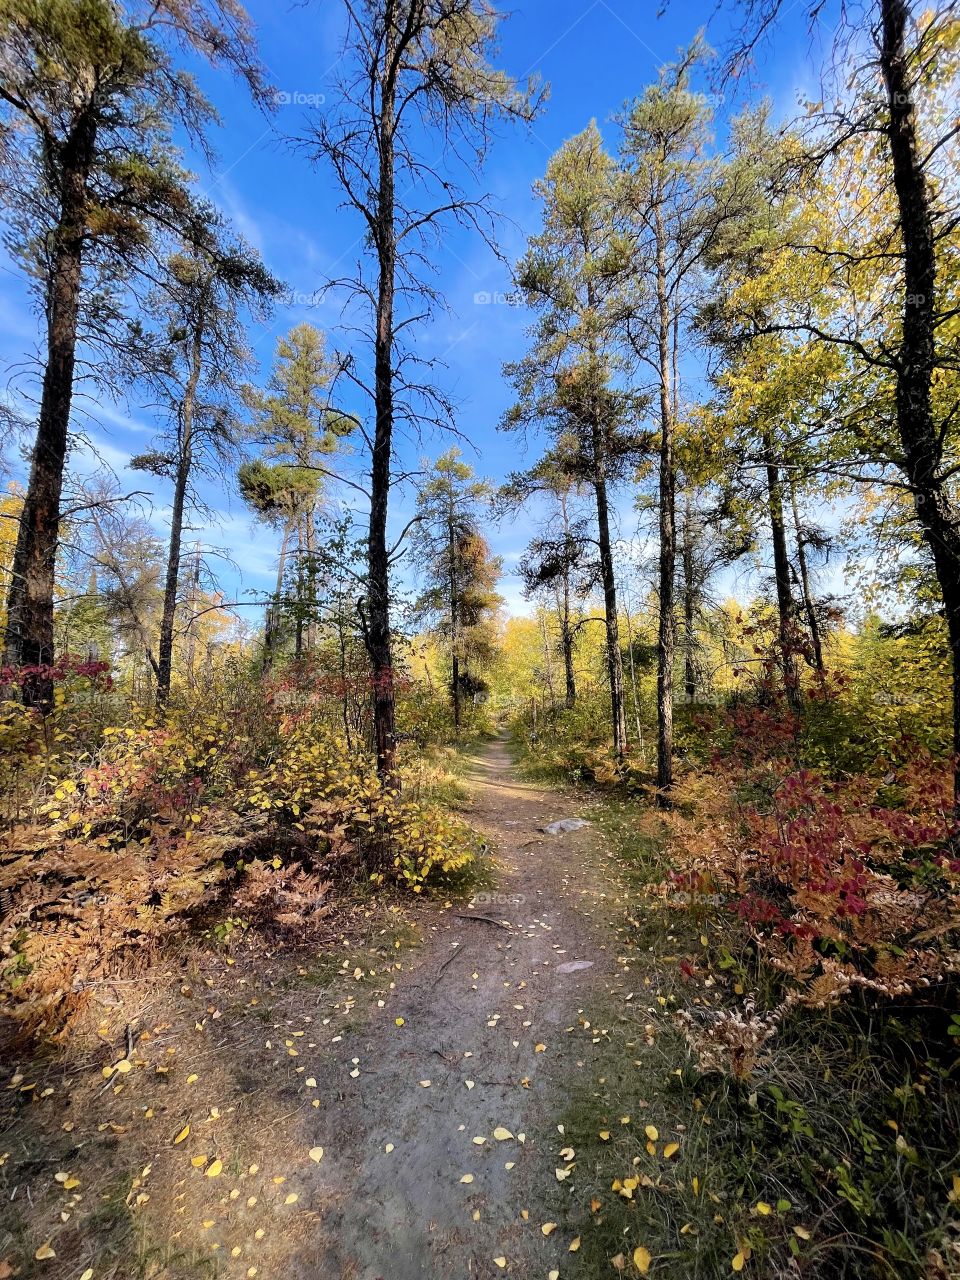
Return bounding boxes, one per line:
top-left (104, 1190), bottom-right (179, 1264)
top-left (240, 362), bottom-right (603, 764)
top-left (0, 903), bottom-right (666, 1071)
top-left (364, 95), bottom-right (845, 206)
top-left (500, 455), bottom-right (596, 710)
top-left (242, 323), bottom-right (353, 662)
top-left (413, 449), bottom-right (501, 733)
top-left (721, 1), bottom-right (960, 805)
top-left (309, 0), bottom-right (540, 783)
top-left (619, 42), bottom-right (735, 800)
top-left (0, 0), bottom-right (267, 708)
top-left (505, 124), bottom-right (645, 760)
top-left (133, 214), bottom-right (279, 708)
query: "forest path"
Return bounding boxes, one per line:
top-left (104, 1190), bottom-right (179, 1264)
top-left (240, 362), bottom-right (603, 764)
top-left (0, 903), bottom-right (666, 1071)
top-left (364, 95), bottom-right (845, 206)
top-left (294, 734), bottom-right (629, 1279)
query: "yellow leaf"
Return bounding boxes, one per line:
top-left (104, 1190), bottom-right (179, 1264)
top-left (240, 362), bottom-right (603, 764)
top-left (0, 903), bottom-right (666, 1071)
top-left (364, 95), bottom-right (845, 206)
top-left (173, 1125), bottom-right (190, 1144)
top-left (493, 1257), bottom-right (507, 1269)
top-left (535, 1043), bottom-right (546, 1053)
top-left (732, 1252), bottom-right (746, 1272)
top-left (284, 1192), bottom-right (298, 1205)
top-left (570, 1236), bottom-right (581, 1251)
top-left (633, 1245), bottom-right (652, 1273)
top-left (35, 1244), bottom-right (56, 1260)
top-left (460, 1174), bottom-right (474, 1184)
top-left (793, 1226), bottom-right (811, 1240)
top-left (644, 1125), bottom-right (659, 1141)
top-left (599, 1130), bottom-right (610, 1140)
top-left (205, 1159), bottom-right (222, 1177)
top-left (80, 1271), bottom-right (94, 1280)
top-left (755, 1201), bottom-right (772, 1215)
top-left (493, 1126), bottom-right (514, 1141)
top-left (114, 1060), bottom-right (132, 1075)
top-left (541, 1222), bottom-right (557, 1236)
top-left (309, 1147), bottom-right (324, 1163)
top-left (191, 1155), bottom-right (208, 1168)
top-left (663, 1142), bottom-right (679, 1159)
top-left (395, 1018), bottom-right (405, 1027)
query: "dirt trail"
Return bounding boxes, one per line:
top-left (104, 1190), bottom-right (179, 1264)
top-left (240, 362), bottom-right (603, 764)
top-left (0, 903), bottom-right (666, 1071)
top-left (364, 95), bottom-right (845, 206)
top-left (294, 735), bottom-right (624, 1278)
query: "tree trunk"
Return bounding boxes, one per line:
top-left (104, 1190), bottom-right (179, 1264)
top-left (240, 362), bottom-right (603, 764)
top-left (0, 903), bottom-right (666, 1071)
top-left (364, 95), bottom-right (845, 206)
top-left (682, 491), bottom-right (697, 702)
top-left (447, 500), bottom-right (462, 732)
top-left (763, 430), bottom-right (802, 712)
top-left (364, 12), bottom-right (399, 786)
top-left (591, 436), bottom-right (628, 759)
top-left (655, 210), bottom-right (676, 802)
top-left (879, 0), bottom-right (960, 812)
top-left (263, 517), bottom-right (292, 670)
top-left (304, 502), bottom-right (318, 654)
top-left (622, 588), bottom-right (644, 745)
top-left (4, 117), bottom-right (96, 710)
top-left (560, 494), bottom-right (576, 708)
top-left (788, 479), bottom-right (824, 672)
top-left (156, 326), bottom-right (202, 710)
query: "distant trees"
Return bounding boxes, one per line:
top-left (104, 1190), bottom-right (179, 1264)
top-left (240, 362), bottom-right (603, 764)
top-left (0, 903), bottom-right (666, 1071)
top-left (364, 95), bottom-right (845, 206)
top-left (240, 324), bottom-right (352, 665)
top-left (501, 456), bottom-right (596, 711)
top-left (132, 214), bottom-right (279, 707)
top-left (0, 0), bottom-right (267, 708)
top-left (505, 124), bottom-right (643, 761)
top-left (619, 42), bottom-right (738, 798)
top-left (413, 450), bottom-right (501, 733)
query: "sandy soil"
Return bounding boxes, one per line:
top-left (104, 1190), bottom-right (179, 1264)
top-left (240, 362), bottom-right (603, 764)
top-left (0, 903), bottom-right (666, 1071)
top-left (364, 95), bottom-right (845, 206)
top-left (289, 735), bottom-right (623, 1279)
top-left (1, 736), bottom-right (632, 1280)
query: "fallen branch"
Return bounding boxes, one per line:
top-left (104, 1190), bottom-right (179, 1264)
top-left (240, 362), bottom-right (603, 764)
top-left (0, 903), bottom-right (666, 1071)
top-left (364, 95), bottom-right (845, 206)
top-left (455, 913), bottom-right (511, 930)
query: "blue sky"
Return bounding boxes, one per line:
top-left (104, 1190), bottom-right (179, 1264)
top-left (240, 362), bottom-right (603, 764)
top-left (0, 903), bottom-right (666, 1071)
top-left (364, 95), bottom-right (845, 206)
top-left (0, 0), bottom-right (829, 623)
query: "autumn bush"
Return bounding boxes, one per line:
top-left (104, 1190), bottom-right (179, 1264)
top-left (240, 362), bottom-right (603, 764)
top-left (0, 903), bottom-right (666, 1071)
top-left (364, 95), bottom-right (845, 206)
top-left (655, 649), bottom-right (960, 1011)
top-left (0, 665), bottom-right (483, 1038)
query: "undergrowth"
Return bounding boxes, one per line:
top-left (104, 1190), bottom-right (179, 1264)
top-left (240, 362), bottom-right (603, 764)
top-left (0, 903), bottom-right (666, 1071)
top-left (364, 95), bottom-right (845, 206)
top-left (550, 787), bottom-right (960, 1278)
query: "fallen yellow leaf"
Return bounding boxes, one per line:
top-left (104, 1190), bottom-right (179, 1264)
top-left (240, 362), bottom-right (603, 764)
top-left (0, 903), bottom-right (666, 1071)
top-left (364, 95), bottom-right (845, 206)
top-left (634, 1245), bottom-right (652, 1274)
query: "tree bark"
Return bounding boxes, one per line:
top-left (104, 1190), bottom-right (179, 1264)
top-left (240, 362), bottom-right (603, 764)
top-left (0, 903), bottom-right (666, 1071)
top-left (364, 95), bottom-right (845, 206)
top-left (763, 430), bottom-right (802, 712)
top-left (156, 325), bottom-right (202, 709)
top-left (263, 517), bottom-right (292, 670)
top-left (4, 115), bottom-right (96, 709)
top-left (879, 0), bottom-right (960, 812)
top-left (681, 491), bottom-right (697, 702)
top-left (560, 492), bottom-right (576, 708)
top-left (591, 426), bottom-right (628, 759)
top-left (364, 7), bottom-right (399, 786)
top-left (447, 497), bottom-right (462, 732)
top-left (788, 479), bottom-right (824, 672)
top-left (655, 209), bottom-right (676, 802)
